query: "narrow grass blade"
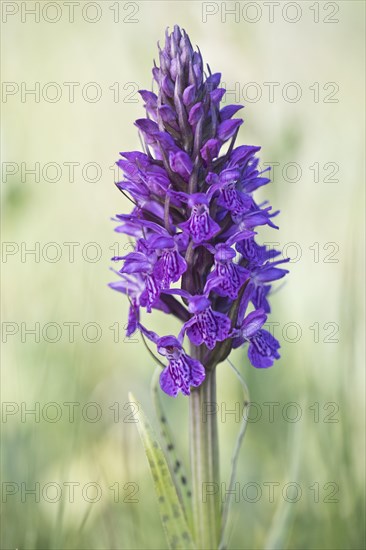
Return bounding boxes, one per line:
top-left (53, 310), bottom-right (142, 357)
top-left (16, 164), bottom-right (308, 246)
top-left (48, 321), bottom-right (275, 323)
top-left (264, 409), bottom-right (303, 550)
top-left (129, 392), bottom-right (195, 550)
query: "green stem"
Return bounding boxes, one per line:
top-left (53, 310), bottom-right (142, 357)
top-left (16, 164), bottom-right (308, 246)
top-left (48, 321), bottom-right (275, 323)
top-left (189, 346), bottom-right (221, 549)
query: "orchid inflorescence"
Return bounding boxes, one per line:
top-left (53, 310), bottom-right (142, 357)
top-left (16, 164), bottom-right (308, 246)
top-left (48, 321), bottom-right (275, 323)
top-left (110, 25), bottom-right (288, 397)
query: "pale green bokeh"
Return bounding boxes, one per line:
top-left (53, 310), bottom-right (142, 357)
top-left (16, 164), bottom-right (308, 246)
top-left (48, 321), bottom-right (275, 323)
top-left (1, 1), bottom-right (365, 548)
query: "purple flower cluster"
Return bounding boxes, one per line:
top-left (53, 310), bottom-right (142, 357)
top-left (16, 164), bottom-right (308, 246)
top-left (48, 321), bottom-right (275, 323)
top-left (110, 26), bottom-right (288, 397)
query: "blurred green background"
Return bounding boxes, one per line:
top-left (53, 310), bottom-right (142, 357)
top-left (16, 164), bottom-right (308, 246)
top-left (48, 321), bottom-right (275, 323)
top-left (1, 1), bottom-right (365, 548)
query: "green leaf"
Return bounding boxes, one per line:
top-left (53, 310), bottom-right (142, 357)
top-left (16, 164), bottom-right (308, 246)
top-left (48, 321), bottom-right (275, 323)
top-left (151, 368), bottom-right (193, 530)
top-left (129, 392), bottom-right (196, 550)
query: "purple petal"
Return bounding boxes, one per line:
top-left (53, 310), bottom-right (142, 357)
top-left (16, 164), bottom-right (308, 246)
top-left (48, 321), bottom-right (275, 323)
top-left (188, 357), bottom-right (206, 387)
top-left (148, 235), bottom-right (175, 249)
top-left (210, 88), bottom-right (226, 104)
top-left (157, 335), bottom-right (181, 352)
top-left (135, 118), bottom-right (159, 136)
top-left (229, 145), bottom-right (260, 165)
top-left (248, 329), bottom-right (280, 369)
top-left (220, 104), bottom-right (244, 121)
top-left (162, 75), bottom-right (175, 97)
top-left (205, 72), bottom-right (221, 90)
top-left (120, 252), bottom-right (152, 274)
top-left (206, 172), bottom-right (219, 186)
top-left (187, 295), bottom-right (211, 314)
top-left (179, 209), bottom-right (220, 244)
top-left (255, 266), bottom-right (289, 283)
top-left (245, 176), bottom-right (271, 193)
top-left (154, 250), bottom-right (187, 287)
top-left (217, 119), bottom-right (243, 141)
top-left (158, 105), bottom-right (177, 124)
top-left (214, 310), bottom-right (232, 339)
top-left (169, 151), bottom-right (193, 180)
top-left (186, 322), bottom-right (204, 346)
top-left (220, 168), bottom-right (241, 183)
top-left (138, 323), bottom-right (159, 343)
top-left (183, 84), bottom-right (196, 105)
top-left (252, 284), bottom-right (271, 314)
top-left (188, 102), bottom-right (204, 126)
top-left (200, 139), bottom-right (221, 163)
top-left (206, 263), bottom-right (248, 299)
top-left (242, 309), bottom-right (267, 338)
top-left (160, 367), bottom-right (180, 397)
top-left (186, 308), bottom-right (231, 350)
top-left (139, 90), bottom-right (158, 104)
top-left (126, 304), bottom-right (139, 336)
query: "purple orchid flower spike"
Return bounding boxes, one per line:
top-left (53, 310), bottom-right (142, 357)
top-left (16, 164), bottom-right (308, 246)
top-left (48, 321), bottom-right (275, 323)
top-left (110, 25), bottom-right (289, 398)
top-left (109, 27), bottom-right (290, 550)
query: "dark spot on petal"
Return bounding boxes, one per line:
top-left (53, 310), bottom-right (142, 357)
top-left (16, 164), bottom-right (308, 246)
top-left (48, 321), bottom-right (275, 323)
top-left (181, 475), bottom-right (187, 485)
top-left (167, 443), bottom-right (174, 451)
